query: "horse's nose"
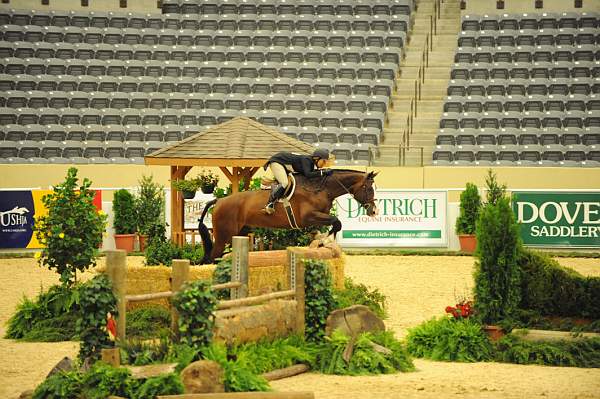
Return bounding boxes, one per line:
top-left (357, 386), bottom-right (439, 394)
top-left (369, 204), bottom-right (379, 217)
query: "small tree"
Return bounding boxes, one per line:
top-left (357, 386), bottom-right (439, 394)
top-left (484, 169), bottom-right (507, 206)
top-left (455, 183), bottom-right (481, 235)
top-left (474, 195), bottom-right (522, 324)
top-left (135, 175), bottom-right (164, 236)
top-left (112, 189), bottom-right (137, 235)
top-left (34, 167), bottom-right (107, 286)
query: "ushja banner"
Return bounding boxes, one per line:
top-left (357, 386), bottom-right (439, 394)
top-left (512, 191), bottom-right (600, 248)
top-left (335, 190), bottom-right (447, 247)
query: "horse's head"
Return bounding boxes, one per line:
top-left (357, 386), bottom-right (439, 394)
top-left (350, 171), bottom-right (379, 217)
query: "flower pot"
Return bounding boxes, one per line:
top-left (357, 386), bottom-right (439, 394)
top-left (201, 184), bottom-right (215, 194)
top-left (138, 234), bottom-right (148, 252)
top-left (483, 325), bottom-right (505, 341)
top-left (182, 190), bottom-right (196, 199)
top-left (114, 233), bottom-right (136, 253)
top-left (458, 234), bottom-right (477, 253)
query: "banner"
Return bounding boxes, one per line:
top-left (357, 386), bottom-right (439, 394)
top-left (512, 191), bottom-right (600, 248)
top-left (336, 190), bottom-right (447, 247)
top-left (184, 192), bottom-right (214, 230)
top-left (0, 190), bottom-right (102, 249)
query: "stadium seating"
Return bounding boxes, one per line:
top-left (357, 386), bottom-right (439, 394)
top-left (0, 2), bottom-right (415, 164)
top-left (435, 12), bottom-right (600, 167)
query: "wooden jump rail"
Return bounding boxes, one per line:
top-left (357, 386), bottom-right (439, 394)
top-left (106, 236), bottom-right (307, 341)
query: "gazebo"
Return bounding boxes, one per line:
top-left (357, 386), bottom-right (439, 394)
top-left (144, 117), bottom-right (317, 245)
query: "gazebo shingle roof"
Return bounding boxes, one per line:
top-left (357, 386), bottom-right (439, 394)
top-left (145, 117), bottom-right (315, 166)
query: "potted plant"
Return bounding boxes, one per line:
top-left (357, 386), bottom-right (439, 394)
top-left (198, 169), bottom-right (220, 194)
top-left (172, 178), bottom-right (201, 199)
top-left (455, 182), bottom-right (481, 253)
top-left (135, 175), bottom-right (164, 252)
top-left (112, 189), bottom-right (137, 252)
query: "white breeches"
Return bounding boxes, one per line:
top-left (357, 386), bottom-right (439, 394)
top-left (269, 163), bottom-right (289, 188)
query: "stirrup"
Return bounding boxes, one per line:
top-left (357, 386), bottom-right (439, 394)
top-left (263, 203), bottom-right (275, 215)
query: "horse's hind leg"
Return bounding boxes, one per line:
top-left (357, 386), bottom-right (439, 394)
top-left (210, 223), bottom-right (244, 261)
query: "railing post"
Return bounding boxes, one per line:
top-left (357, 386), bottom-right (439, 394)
top-left (106, 250), bottom-right (127, 341)
top-left (170, 259), bottom-right (190, 340)
top-left (287, 248), bottom-right (305, 337)
top-left (231, 236), bottom-right (249, 299)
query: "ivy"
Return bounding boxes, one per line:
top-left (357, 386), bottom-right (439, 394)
top-left (173, 280), bottom-right (218, 347)
top-left (34, 167), bottom-right (107, 286)
top-left (334, 277), bottom-right (388, 319)
top-left (213, 257), bottom-right (232, 300)
top-left (77, 275), bottom-right (118, 362)
top-left (304, 259), bottom-right (336, 342)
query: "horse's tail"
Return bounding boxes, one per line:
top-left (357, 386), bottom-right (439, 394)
top-left (199, 198), bottom-right (217, 264)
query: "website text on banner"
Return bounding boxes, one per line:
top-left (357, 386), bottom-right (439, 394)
top-left (512, 191), bottom-right (600, 248)
top-left (0, 190), bottom-right (102, 249)
top-left (336, 190), bottom-right (447, 247)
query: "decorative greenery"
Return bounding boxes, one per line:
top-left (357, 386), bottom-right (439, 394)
top-left (5, 284), bottom-right (78, 341)
top-left (495, 334), bottom-right (600, 368)
top-left (334, 277), bottom-right (388, 319)
top-left (34, 167), bottom-right (107, 285)
top-left (198, 169), bottom-right (220, 191)
top-left (126, 306), bottom-right (171, 339)
top-left (253, 227), bottom-right (327, 249)
top-left (173, 280), bottom-right (218, 347)
top-left (32, 369), bottom-right (83, 399)
top-left (132, 373), bottom-right (184, 399)
top-left (135, 175), bottom-right (164, 236)
top-left (172, 178), bottom-right (201, 193)
top-left (484, 169), bottom-right (506, 206)
top-left (231, 335), bottom-right (315, 375)
top-left (314, 330), bottom-right (414, 375)
top-left (474, 195), bottom-right (522, 324)
top-left (144, 223), bottom-right (204, 266)
top-left (213, 257), bottom-right (232, 300)
top-left (445, 298), bottom-right (474, 320)
top-left (517, 249), bottom-right (600, 319)
top-left (455, 182), bottom-right (481, 235)
top-left (80, 362), bottom-right (134, 399)
top-left (112, 189), bottom-right (137, 235)
top-left (406, 317), bottom-right (493, 362)
top-left (119, 338), bottom-right (200, 372)
top-left (201, 343), bottom-right (271, 392)
top-left (304, 258), bottom-right (336, 341)
top-left (77, 275), bottom-right (118, 362)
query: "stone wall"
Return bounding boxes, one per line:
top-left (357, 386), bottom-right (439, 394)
top-left (213, 300), bottom-right (297, 344)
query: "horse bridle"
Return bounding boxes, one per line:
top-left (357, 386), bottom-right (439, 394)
top-left (331, 174), bottom-right (377, 213)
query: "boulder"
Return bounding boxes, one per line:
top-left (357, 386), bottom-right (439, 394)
top-left (325, 305), bottom-right (385, 338)
top-left (46, 357), bottom-right (73, 378)
top-left (181, 360), bottom-right (225, 394)
top-left (18, 389), bottom-right (33, 399)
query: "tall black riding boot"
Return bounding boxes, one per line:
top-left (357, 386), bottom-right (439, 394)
top-left (263, 185), bottom-right (286, 215)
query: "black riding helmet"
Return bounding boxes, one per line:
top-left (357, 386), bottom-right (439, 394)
top-left (312, 148), bottom-right (330, 160)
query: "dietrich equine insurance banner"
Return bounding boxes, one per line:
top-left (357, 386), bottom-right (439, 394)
top-left (0, 190), bottom-right (102, 249)
top-left (336, 190), bottom-right (447, 247)
top-left (512, 191), bottom-right (600, 248)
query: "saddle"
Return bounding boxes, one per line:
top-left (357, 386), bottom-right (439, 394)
top-left (261, 173), bottom-right (297, 201)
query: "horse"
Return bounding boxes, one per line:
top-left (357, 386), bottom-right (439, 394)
top-left (198, 169), bottom-right (378, 264)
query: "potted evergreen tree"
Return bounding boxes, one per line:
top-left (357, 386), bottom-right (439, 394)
top-left (455, 182), bottom-right (481, 253)
top-left (198, 169), bottom-right (220, 194)
top-left (135, 175), bottom-right (164, 252)
top-left (112, 189), bottom-right (137, 252)
top-left (172, 178), bottom-right (201, 199)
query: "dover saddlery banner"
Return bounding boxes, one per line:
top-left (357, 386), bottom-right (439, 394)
top-left (336, 190), bottom-right (447, 247)
top-left (512, 191), bottom-right (600, 248)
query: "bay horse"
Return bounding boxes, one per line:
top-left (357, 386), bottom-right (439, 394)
top-left (198, 169), bottom-right (378, 264)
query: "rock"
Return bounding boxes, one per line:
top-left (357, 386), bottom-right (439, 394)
top-left (46, 357), bottom-right (73, 378)
top-left (325, 305), bottom-right (385, 338)
top-left (181, 360), bottom-right (225, 394)
top-left (18, 389), bottom-right (33, 399)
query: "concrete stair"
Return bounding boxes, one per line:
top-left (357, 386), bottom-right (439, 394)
top-left (374, 0), bottom-right (461, 166)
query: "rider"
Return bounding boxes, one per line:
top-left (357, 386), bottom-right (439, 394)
top-left (262, 148), bottom-right (334, 214)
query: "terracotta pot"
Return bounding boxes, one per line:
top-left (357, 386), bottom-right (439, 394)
top-left (201, 184), bottom-right (215, 194)
top-left (138, 234), bottom-right (148, 252)
top-left (483, 325), bottom-right (505, 342)
top-left (114, 233), bottom-right (136, 253)
top-left (182, 190), bottom-right (196, 199)
top-left (458, 234), bottom-right (477, 253)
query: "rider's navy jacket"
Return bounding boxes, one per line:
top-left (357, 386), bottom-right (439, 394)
top-left (264, 152), bottom-right (322, 178)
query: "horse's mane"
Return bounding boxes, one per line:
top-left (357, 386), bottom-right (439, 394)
top-left (294, 169), bottom-right (369, 191)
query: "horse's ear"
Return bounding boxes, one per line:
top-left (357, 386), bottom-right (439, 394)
top-left (367, 171), bottom-right (379, 179)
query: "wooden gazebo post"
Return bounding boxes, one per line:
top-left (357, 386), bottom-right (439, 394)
top-left (144, 117), bottom-right (315, 247)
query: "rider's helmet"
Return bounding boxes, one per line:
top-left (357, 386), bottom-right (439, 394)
top-left (312, 148), bottom-right (330, 160)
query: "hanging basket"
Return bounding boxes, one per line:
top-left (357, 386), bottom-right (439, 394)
top-left (182, 190), bottom-right (196, 199)
top-left (201, 184), bottom-right (215, 194)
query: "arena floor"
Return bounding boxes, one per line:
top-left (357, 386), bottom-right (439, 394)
top-left (1, 255), bottom-right (599, 399)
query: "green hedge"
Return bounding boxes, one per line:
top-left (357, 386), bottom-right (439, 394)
top-left (518, 249), bottom-right (600, 319)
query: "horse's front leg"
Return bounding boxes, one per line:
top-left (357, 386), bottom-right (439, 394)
top-left (304, 211), bottom-right (342, 238)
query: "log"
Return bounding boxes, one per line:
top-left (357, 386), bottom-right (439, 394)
top-left (126, 291), bottom-right (173, 302)
top-left (157, 393), bottom-right (314, 399)
top-left (211, 281), bottom-right (243, 291)
top-left (216, 290), bottom-right (295, 310)
top-left (512, 329), bottom-right (600, 342)
top-left (125, 363), bottom-right (178, 379)
top-left (261, 364), bottom-right (310, 381)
